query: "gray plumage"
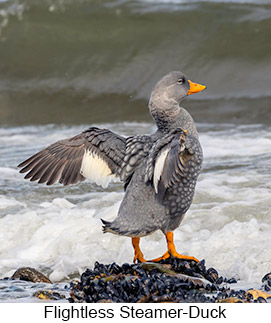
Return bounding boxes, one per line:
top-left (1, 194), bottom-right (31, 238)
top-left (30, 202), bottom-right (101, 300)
top-left (18, 71), bottom-right (204, 244)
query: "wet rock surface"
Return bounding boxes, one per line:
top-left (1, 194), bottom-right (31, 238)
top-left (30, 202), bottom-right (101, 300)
top-left (5, 262), bottom-right (271, 302)
top-left (33, 290), bottom-right (66, 301)
top-left (2, 267), bottom-right (68, 301)
top-left (262, 272), bottom-right (271, 292)
top-left (69, 259), bottom-right (271, 303)
top-left (11, 267), bottom-right (52, 284)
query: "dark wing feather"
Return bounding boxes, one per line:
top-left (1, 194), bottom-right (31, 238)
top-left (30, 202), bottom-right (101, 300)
top-left (145, 129), bottom-right (202, 200)
top-left (160, 134), bottom-right (187, 188)
top-left (120, 135), bottom-right (153, 190)
top-left (18, 127), bottom-right (126, 186)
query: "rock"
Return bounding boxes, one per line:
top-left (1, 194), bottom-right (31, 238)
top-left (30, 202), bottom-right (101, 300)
top-left (206, 267), bottom-right (219, 283)
top-left (9, 263), bottom-right (271, 303)
top-left (69, 259), bottom-right (223, 303)
top-left (262, 272), bottom-right (271, 292)
top-left (216, 297), bottom-right (246, 303)
top-left (33, 290), bottom-right (65, 301)
top-left (225, 277), bottom-right (238, 284)
top-left (11, 267), bottom-right (52, 284)
top-left (245, 289), bottom-right (271, 302)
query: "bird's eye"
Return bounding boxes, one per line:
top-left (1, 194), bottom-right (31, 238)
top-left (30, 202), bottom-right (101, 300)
top-left (177, 78), bottom-right (184, 84)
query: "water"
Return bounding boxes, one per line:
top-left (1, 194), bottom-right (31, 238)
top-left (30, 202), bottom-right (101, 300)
top-left (0, 0), bottom-right (270, 125)
top-left (0, 0), bottom-right (270, 301)
top-left (0, 122), bottom-right (271, 301)
top-left (0, 279), bottom-right (69, 302)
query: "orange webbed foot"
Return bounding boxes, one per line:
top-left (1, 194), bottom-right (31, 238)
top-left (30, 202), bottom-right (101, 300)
top-left (149, 250), bottom-right (199, 263)
top-left (131, 232), bottom-right (198, 264)
top-left (149, 231), bottom-right (199, 263)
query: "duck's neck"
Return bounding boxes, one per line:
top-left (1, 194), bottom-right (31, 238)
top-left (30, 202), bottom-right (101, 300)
top-left (149, 98), bottom-right (199, 138)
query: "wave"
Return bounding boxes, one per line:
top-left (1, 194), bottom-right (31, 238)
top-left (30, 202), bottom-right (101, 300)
top-left (0, 0), bottom-right (270, 125)
top-left (141, 0), bottom-right (271, 4)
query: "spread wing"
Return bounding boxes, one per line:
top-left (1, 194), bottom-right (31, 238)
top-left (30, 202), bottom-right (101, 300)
top-left (145, 129), bottom-right (202, 200)
top-left (18, 127), bottom-right (126, 187)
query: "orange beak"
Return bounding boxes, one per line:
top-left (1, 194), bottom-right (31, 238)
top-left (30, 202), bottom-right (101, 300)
top-left (187, 80), bottom-right (206, 95)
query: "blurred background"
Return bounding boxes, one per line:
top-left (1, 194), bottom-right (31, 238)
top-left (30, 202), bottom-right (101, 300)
top-left (0, 0), bottom-right (271, 299)
top-left (0, 0), bottom-right (270, 125)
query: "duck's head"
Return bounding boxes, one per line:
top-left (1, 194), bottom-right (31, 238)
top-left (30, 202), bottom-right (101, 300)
top-left (150, 71), bottom-right (206, 106)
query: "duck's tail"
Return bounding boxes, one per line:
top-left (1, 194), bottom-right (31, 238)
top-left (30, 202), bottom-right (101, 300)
top-left (101, 219), bottom-right (123, 235)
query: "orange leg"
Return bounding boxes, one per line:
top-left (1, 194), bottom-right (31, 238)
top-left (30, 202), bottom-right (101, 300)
top-left (132, 237), bottom-right (147, 263)
top-left (150, 231), bottom-right (199, 263)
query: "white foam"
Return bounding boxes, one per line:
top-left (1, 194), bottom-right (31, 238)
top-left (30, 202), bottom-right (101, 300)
top-left (0, 196), bottom-right (123, 281)
top-left (200, 132), bottom-right (271, 159)
top-left (0, 195), bottom-right (25, 209)
top-left (181, 217), bottom-right (271, 284)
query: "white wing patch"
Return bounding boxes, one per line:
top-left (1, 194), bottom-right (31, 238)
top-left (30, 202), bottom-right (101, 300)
top-left (153, 147), bottom-right (170, 194)
top-left (80, 149), bottom-right (117, 188)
